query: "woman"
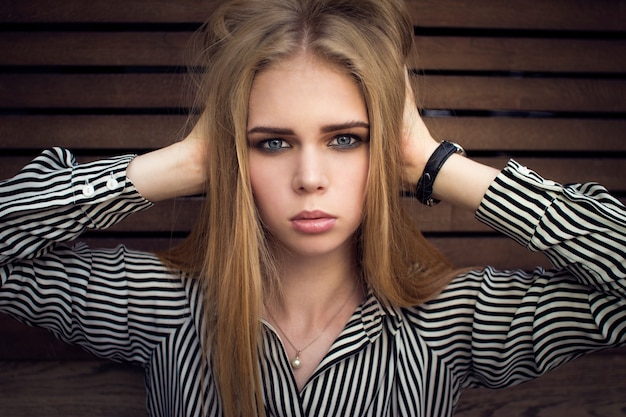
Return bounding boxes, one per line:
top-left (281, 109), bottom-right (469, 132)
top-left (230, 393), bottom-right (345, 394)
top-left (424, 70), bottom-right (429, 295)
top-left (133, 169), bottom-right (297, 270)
top-left (1, 0), bottom-right (624, 416)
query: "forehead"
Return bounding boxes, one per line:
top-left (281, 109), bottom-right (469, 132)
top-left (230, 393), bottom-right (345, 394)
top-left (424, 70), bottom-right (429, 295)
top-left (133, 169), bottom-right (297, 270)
top-left (248, 53), bottom-right (368, 127)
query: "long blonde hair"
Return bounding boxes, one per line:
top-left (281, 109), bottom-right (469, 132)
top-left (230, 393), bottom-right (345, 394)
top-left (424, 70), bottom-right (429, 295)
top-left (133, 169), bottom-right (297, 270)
top-left (159, 0), bottom-right (454, 415)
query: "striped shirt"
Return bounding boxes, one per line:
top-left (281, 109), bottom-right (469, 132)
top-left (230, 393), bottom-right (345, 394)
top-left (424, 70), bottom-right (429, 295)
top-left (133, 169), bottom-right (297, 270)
top-left (1, 147), bottom-right (625, 417)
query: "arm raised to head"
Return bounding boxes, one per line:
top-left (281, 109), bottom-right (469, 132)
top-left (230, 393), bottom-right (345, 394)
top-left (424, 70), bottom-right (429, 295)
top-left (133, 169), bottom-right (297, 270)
top-left (126, 117), bottom-right (208, 202)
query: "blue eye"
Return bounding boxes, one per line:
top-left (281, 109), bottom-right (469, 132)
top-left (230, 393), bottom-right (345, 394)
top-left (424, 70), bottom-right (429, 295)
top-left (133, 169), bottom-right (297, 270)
top-left (329, 134), bottom-right (361, 148)
top-left (260, 139), bottom-right (290, 151)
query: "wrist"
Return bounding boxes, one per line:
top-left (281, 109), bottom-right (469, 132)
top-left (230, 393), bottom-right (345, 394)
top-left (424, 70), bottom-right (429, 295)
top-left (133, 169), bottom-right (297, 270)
top-left (410, 140), bottom-right (466, 206)
top-left (402, 139), bottom-right (439, 189)
top-left (175, 140), bottom-right (207, 196)
top-left (128, 141), bottom-right (206, 202)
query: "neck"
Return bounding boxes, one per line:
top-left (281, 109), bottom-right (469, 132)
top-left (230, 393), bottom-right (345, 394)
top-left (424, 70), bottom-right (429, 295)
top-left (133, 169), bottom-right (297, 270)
top-left (263, 245), bottom-right (366, 380)
top-left (267, 246), bottom-right (362, 326)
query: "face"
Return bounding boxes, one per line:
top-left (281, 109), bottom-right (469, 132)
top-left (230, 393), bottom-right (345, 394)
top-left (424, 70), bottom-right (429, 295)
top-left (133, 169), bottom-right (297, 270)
top-left (247, 53), bottom-right (370, 260)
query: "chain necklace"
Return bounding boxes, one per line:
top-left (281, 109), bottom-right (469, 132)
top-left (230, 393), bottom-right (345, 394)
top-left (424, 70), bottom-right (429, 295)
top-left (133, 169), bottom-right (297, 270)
top-left (265, 284), bottom-right (357, 370)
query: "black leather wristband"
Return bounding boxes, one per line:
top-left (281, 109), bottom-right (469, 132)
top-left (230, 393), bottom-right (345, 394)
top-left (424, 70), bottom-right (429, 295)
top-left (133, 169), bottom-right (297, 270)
top-left (414, 140), bottom-right (465, 206)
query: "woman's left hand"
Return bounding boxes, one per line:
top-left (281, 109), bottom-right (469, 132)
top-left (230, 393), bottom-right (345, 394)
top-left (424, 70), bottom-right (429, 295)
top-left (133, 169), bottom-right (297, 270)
top-left (400, 68), bottom-right (500, 211)
top-left (401, 70), bottom-right (439, 188)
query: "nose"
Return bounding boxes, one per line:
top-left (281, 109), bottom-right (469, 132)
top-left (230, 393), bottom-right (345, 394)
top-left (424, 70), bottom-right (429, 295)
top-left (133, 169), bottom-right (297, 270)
top-left (292, 146), bottom-right (329, 193)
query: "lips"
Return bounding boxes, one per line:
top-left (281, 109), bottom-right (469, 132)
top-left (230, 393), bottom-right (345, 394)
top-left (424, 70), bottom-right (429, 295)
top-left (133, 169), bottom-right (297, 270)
top-left (290, 210), bottom-right (337, 234)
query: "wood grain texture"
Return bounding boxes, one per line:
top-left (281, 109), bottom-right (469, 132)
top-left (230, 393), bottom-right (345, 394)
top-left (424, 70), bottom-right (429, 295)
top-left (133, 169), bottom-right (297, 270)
top-left (0, 350), bottom-right (623, 417)
top-left (2, 73), bottom-right (624, 113)
top-left (418, 75), bottom-right (626, 113)
top-left (409, 0), bottom-right (626, 31)
top-left (57, 235), bottom-right (554, 271)
top-left (0, 0), bottom-right (213, 23)
top-left (2, 32), bottom-right (624, 74)
top-left (0, 74), bottom-right (189, 108)
top-left (0, 360), bottom-right (147, 417)
top-left (1, 116), bottom-right (624, 152)
top-left (4, 155), bottom-right (624, 193)
top-left (0, 115), bottom-right (189, 149)
top-left (1, 0), bottom-right (625, 31)
top-left (416, 37), bottom-right (626, 73)
top-left (423, 117), bottom-right (626, 152)
top-left (455, 349), bottom-right (626, 417)
top-left (0, 32), bottom-right (191, 66)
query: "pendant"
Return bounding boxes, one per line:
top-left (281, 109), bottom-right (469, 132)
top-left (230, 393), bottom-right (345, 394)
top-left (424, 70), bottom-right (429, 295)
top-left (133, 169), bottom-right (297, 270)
top-left (291, 352), bottom-right (302, 369)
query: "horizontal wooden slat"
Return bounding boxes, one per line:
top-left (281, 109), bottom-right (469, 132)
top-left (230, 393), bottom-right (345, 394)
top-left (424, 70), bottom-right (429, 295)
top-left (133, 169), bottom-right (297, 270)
top-left (107, 198), bottom-right (202, 233)
top-left (416, 37), bottom-right (626, 73)
top-left (1, 0), bottom-right (625, 32)
top-left (409, 0), bottom-right (626, 31)
top-left (485, 157), bottom-right (625, 190)
top-left (0, 360), bottom-right (147, 417)
top-left (2, 74), bottom-right (625, 113)
top-left (72, 236), bottom-right (551, 271)
top-left (0, 315), bottom-right (94, 360)
top-left (0, 232), bottom-right (547, 271)
top-left (0, 115), bottom-right (189, 149)
top-left (430, 236), bottom-right (551, 270)
top-left (63, 200), bottom-right (626, 269)
top-left (1, 154), bottom-right (625, 196)
top-left (418, 75), bottom-right (626, 113)
top-left (0, 0), bottom-right (213, 24)
top-left (423, 117), bottom-right (626, 152)
top-left (456, 348), bottom-right (626, 417)
top-left (0, 344), bottom-right (623, 417)
top-left (1, 116), bottom-right (624, 153)
top-left (1, 157), bottom-right (624, 232)
top-left (0, 32), bottom-right (191, 66)
top-left (2, 32), bottom-right (624, 74)
top-left (0, 74), bottom-right (188, 108)
top-left (44, 192), bottom-right (626, 234)
top-left (0, 193), bottom-right (620, 280)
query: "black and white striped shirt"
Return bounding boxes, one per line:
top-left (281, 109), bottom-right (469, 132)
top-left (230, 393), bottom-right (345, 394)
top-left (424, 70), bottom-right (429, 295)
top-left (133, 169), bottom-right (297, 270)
top-left (1, 148), bottom-right (625, 416)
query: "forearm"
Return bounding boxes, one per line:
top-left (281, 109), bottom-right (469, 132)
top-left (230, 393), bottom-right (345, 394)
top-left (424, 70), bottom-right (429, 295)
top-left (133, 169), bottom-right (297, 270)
top-left (402, 140), bottom-right (500, 213)
top-left (402, 74), bottom-right (499, 212)
top-left (127, 140), bottom-right (206, 202)
top-left (0, 148), bottom-right (152, 265)
top-left (478, 160), bottom-right (626, 285)
top-left (430, 154), bottom-right (500, 213)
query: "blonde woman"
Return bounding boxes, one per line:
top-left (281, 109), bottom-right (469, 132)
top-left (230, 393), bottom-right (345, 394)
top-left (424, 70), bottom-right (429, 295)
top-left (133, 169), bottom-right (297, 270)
top-left (1, 0), bottom-right (624, 416)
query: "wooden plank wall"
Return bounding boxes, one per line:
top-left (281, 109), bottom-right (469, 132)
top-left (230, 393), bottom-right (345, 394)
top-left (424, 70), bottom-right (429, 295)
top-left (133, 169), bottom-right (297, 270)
top-left (0, 0), bottom-right (624, 416)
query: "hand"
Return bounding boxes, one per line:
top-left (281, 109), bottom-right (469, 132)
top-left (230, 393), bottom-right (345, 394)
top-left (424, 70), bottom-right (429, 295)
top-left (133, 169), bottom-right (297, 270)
top-left (400, 70), bottom-right (499, 210)
top-left (127, 114), bottom-right (209, 202)
top-left (401, 69), bottom-right (439, 187)
top-left (180, 113), bottom-right (209, 178)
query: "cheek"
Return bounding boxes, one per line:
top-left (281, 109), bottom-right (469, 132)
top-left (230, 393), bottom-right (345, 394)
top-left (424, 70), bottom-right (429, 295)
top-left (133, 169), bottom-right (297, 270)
top-left (348, 152), bottom-right (369, 194)
top-left (249, 158), bottom-right (283, 217)
top-left (333, 155), bottom-right (369, 212)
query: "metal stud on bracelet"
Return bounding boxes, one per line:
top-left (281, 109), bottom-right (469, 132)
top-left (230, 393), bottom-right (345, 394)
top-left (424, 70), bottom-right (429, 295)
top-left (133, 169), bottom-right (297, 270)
top-left (415, 140), bottom-right (466, 206)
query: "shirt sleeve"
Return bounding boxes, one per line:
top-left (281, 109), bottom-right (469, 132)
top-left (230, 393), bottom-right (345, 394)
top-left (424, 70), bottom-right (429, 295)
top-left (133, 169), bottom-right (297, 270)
top-left (0, 148), bottom-right (190, 365)
top-left (417, 159), bottom-right (626, 390)
top-left (0, 147), bottom-right (153, 264)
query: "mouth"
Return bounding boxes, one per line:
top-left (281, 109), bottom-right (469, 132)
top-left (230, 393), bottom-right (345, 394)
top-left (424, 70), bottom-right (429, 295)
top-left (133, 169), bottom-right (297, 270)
top-left (290, 210), bottom-right (334, 221)
top-left (290, 210), bottom-right (337, 234)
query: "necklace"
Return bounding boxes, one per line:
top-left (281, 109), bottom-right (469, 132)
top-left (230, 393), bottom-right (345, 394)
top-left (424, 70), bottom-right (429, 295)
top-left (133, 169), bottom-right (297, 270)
top-left (265, 284), bottom-right (358, 370)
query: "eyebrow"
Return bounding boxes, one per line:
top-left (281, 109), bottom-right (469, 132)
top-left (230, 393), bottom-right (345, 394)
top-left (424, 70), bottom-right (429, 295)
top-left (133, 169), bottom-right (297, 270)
top-left (247, 121), bottom-right (369, 135)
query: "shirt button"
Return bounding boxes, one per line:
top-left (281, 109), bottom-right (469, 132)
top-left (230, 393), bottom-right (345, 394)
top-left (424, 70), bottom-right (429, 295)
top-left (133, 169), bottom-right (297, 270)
top-left (106, 177), bottom-right (119, 190)
top-left (82, 184), bottom-right (95, 197)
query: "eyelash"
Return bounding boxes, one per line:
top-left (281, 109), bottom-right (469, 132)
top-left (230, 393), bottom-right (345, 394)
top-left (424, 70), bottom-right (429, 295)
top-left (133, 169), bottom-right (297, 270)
top-left (258, 139), bottom-right (290, 151)
top-left (329, 134), bottom-right (363, 149)
top-left (255, 134), bottom-right (365, 152)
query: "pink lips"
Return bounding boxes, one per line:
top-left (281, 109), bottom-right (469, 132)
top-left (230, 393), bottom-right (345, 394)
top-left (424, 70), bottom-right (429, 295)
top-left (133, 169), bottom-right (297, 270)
top-left (290, 210), bottom-right (337, 234)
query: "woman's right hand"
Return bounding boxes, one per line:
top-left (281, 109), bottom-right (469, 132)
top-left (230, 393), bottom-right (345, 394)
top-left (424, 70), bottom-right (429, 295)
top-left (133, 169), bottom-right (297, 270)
top-left (126, 116), bottom-right (208, 202)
